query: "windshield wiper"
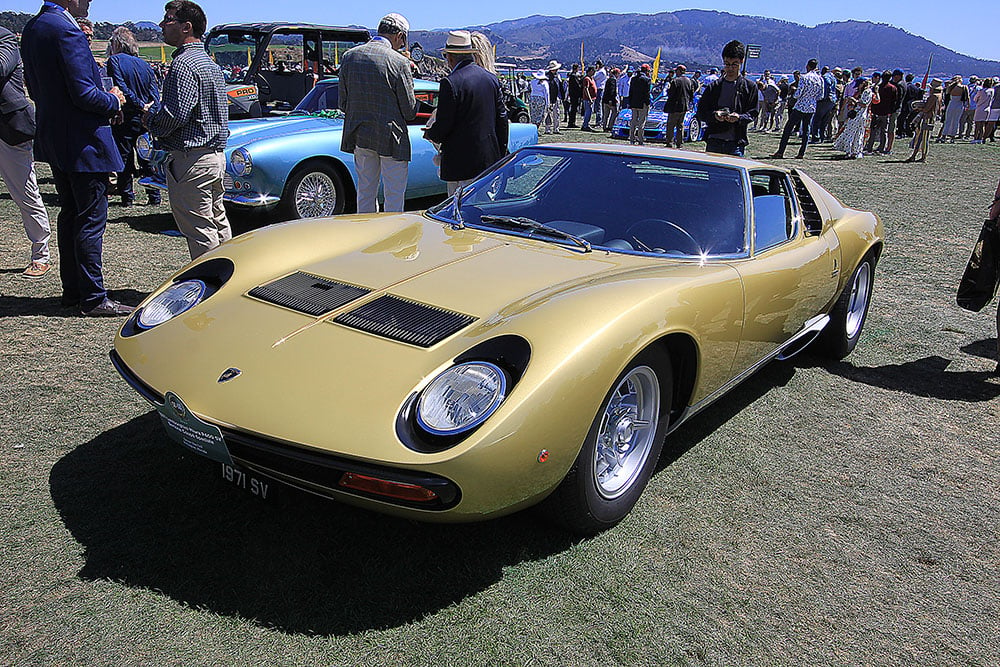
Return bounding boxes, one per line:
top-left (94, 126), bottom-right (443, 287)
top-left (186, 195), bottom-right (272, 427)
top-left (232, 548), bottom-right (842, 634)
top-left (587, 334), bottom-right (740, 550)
top-left (479, 215), bottom-right (591, 252)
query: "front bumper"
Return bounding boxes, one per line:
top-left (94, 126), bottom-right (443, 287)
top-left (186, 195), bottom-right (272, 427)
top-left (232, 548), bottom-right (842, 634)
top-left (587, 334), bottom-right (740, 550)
top-left (110, 349), bottom-right (462, 512)
top-left (137, 176), bottom-right (280, 207)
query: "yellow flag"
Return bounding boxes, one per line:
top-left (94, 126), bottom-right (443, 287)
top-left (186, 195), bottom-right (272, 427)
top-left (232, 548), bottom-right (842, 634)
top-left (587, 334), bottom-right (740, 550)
top-left (334, 44), bottom-right (339, 68)
top-left (580, 40), bottom-right (584, 68)
top-left (160, 44), bottom-right (165, 63)
top-left (651, 48), bottom-right (661, 84)
top-left (247, 47), bottom-right (252, 67)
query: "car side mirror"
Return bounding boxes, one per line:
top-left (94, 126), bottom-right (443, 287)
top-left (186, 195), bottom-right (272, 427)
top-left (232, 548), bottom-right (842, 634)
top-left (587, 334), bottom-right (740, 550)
top-left (753, 195), bottom-right (791, 252)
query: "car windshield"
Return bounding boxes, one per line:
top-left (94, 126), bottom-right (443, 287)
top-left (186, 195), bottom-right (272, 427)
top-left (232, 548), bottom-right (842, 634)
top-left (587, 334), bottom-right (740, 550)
top-left (428, 148), bottom-right (748, 257)
top-left (295, 82), bottom-right (339, 113)
top-left (206, 31), bottom-right (261, 84)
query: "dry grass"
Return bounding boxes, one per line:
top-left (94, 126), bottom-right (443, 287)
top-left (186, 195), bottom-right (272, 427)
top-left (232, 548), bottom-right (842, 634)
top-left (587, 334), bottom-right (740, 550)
top-left (1, 130), bottom-right (999, 665)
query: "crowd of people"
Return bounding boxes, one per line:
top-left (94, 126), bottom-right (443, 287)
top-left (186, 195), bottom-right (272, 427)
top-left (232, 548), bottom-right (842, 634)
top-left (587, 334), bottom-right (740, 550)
top-left (504, 41), bottom-right (1000, 165)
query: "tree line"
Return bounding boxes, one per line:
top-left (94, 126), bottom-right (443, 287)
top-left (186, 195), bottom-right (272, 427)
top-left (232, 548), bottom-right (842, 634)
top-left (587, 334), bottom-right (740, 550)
top-left (0, 11), bottom-right (162, 41)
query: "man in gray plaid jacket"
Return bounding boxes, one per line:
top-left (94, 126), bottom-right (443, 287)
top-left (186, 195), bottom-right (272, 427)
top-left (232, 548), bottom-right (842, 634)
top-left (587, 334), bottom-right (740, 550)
top-left (339, 13), bottom-right (417, 213)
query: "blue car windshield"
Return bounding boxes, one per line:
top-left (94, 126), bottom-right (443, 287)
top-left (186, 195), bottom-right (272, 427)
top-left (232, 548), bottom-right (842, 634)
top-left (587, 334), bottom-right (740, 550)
top-left (427, 147), bottom-right (748, 257)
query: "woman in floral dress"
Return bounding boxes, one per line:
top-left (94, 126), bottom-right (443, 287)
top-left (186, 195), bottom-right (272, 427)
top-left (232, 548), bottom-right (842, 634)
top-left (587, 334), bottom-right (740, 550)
top-left (833, 78), bottom-right (872, 158)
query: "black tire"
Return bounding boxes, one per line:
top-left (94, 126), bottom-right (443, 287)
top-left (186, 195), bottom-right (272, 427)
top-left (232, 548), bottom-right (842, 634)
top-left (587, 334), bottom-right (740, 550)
top-left (813, 252), bottom-right (876, 359)
top-left (515, 110), bottom-right (530, 123)
top-left (279, 161), bottom-right (348, 221)
top-left (539, 348), bottom-right (672, 535)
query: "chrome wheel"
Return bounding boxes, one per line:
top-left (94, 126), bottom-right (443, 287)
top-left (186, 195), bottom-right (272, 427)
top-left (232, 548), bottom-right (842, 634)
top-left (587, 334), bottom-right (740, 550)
top-left (593, 365), bottom-right (660, 499)
top-left (845, 261), bottom-right (871, 339)
top-left (294, 171), bottom-right (338, 218)
top-left (689, 117), bottom-right (701, 141)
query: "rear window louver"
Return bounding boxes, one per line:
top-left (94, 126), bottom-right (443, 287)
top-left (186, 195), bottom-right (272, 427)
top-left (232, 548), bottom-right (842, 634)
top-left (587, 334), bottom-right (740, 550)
top-left (790, 171), bottom-right (823, 234)
top-left (248, 272), bottom-right (370, 316)
top-left (333, 295), bottom-right (475, 348)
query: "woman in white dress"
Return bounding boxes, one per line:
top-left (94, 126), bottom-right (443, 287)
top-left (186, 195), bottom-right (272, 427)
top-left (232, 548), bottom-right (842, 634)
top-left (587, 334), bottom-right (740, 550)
top-left (833, 78), bottom-right (872, 158)
top-left (939, 75), bottom-right (968, 142)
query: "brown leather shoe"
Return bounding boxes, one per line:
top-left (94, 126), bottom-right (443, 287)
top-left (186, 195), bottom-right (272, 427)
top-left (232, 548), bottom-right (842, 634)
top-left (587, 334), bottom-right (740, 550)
top-left (81, 298), bottom-right (135, 317)
top-left (22, 261), bottom-right (50, 278)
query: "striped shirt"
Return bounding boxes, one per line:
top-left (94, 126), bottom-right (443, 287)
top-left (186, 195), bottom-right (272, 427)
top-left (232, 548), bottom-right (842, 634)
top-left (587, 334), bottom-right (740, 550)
top-left (146, 42), bottom-right (228, 151)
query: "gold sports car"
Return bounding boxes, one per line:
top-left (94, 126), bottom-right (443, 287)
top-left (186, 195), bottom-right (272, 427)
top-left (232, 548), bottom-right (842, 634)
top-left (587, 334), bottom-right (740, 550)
top-left (112, 144), bottom-right (883, 535)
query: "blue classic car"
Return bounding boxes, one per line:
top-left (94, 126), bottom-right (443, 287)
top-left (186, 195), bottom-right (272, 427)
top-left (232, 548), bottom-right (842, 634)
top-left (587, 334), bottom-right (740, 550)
top-left (138, 79), bottom-right (539, 221)
top-left (611, 94), bottom-right (705, 143)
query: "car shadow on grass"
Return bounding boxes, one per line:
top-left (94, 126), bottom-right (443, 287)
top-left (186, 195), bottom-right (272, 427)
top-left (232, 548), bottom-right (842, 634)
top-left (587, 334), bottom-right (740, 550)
top-left (800, 353), bottom-right (1000, 401)
top-left (658, 360), bottom-right (796, 469)
top-left (50, 412), bottom-right (576, 636)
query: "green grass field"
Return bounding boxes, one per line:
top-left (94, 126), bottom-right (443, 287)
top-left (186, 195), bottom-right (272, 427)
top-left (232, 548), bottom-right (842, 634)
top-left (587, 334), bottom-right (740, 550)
top-left (2, 129), bottom-right (999, 665)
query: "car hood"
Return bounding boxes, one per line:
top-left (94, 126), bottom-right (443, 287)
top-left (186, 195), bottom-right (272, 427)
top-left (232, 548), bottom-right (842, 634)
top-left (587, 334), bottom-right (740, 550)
top-left (227, 115), bottom-right (342, 147)
top-left (117, 214), bottom-right (720, 466)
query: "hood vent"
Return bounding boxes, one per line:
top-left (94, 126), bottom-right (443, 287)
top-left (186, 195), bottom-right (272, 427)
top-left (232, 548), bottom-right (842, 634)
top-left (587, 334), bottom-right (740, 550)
top-left (248, 272), bottom-right (370, 316)
top-left (334, 295), bottom-right (475, 347)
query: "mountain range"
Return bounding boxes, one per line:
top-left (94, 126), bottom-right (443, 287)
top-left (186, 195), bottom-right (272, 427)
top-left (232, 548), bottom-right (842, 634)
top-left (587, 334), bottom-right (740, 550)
top-left (411, 10), bottom-right (999, 75)
top-left (2, 9), bottom-right (996, 76)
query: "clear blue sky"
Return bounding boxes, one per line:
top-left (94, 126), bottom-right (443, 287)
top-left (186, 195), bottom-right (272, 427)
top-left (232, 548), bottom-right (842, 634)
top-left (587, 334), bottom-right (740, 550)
top-left (12, 0), bottom-right (1000, 62)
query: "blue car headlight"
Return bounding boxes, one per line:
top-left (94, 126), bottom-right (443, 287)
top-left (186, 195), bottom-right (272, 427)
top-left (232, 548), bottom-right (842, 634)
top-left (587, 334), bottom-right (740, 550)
top-left (230, 147), bottom-right (252, 177)
top-left (136, 134), bottom-right (153, 160)
top-left (416, 362), bottom-right (507, 436)
top-left (137, 280), bottom-right (207, 329)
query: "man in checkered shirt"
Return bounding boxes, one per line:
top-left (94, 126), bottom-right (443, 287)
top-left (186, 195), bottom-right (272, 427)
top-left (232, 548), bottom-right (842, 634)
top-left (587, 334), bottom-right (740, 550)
top-left (143, 0), bottom-right (230, 259)
top-left (338, 13), bottom-right (416, 213)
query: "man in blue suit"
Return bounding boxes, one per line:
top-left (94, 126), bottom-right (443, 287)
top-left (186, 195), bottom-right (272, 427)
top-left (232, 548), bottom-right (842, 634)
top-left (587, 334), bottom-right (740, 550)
top-left (423, 30), bottom-right (508, 196)
top-left (21, 0), bottom-right (135, 316)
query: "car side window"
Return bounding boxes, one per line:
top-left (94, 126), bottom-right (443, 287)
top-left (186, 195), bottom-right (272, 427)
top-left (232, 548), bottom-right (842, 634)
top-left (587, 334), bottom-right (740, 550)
top-left (750, 171), bottom-right (796, 253)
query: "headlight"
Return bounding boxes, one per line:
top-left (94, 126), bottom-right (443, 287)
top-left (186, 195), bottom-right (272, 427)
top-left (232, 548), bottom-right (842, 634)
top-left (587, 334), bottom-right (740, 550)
top-left (137, 280), bottom-right (207, 329)
top-left (230, 148), bottom-right (252, 176)
top-left (416, 362), bottom-right (507, 436)
top-left (136, 134), bottom-right (153, 160)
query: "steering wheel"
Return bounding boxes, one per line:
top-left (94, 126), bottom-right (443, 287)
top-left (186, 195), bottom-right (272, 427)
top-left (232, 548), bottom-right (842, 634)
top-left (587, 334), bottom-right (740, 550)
top-left (624, 219), bottom-right (701, 255)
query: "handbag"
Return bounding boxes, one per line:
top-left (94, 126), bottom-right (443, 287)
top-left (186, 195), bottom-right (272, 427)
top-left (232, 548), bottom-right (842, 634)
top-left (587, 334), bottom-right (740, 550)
top-left (957, 218), bottom-right (1000, 312)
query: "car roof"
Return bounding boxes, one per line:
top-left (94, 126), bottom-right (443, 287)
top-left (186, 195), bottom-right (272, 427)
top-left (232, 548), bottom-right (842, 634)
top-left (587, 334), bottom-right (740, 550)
top-left (208, 23), bottom-right (371, 39)
top-left (313, 78), bottom-right (439, 93)
top-left (539, 143), bottom-right (784, 171)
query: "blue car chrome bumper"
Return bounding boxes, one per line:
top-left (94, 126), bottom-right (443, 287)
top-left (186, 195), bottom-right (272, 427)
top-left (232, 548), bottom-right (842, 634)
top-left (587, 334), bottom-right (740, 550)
top-left (138, 176), bottom-right (280, 207)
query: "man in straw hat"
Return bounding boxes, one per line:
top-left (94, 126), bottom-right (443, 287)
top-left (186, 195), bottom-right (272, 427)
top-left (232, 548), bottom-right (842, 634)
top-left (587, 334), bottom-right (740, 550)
top-left (339, 13), bottom-right (417, 212)
top-left (424, 30), bottom-right (508, 196)
top-left (541, 60), bottom-right (565, 134)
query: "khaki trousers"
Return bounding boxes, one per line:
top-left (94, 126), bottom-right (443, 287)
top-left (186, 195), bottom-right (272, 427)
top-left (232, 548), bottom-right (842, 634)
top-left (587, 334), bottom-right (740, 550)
top-left (166, 149), bottom-right (231, 259)
top-left (0, 138), bottom-right (51, 263)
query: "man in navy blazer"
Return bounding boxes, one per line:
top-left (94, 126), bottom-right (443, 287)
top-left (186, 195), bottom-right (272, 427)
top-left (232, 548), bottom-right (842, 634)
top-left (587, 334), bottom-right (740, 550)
top-left (423, 30), bottom-right (508, 195)
top-left (21, 0), bottom-right (135, 316)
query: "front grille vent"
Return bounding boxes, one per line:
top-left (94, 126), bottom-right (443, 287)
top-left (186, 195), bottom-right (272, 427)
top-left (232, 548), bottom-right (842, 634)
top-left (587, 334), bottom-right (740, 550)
top-left (248, 272), bottom-right (370, 316)
top-left (334, 295), bottom-right (475, 347)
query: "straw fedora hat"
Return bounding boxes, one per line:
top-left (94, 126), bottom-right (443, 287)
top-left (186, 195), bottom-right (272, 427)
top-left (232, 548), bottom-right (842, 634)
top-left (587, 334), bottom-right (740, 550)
top-left (441, 30), bottom-right (477, 54)
top-left (546, 60), bottom-right (561, 72)
top-left (929, 78), bottom-right (944, 91)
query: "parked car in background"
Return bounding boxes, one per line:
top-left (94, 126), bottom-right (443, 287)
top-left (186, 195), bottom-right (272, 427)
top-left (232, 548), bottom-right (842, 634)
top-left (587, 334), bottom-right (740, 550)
top-left (205, 23), bottom-right (370, 118)
top-left (115, 144), bottom-right (883, 535)
top-left (138, 78), bottom-right (539, 222)
top-left (496, 63), bottom-right (531, 123)
top-left (611, 94), bottom-right (705, 143)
